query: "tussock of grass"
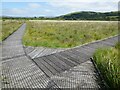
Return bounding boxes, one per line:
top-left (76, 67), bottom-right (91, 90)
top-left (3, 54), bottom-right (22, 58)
top-left (93, 42), bottom-right (120, 88)
top-left (23, 21), bottom-right (118, 48)
top-left (0, 20), bottom-right (23, 41)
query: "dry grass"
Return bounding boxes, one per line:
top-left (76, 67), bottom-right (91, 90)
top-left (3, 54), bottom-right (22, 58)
top-left (1, 20), bottom-right (23, 41)
top-left (23, 20), bottom-right (118, 48)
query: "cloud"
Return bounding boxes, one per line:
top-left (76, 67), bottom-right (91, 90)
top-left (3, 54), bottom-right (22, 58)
top-left (48, 1), bottom-right (118, 12)
top-left (28, 3), bottom-right (40, 8)
top-left (2, 3), bottom-right (41, 16)
top-left (2, 0), bottom-right (120, 2)
top-left (10, 8), bottom-right (27, 14)
top-left (44, 9), bottom-right (53, 12)
top-left (2, 8), bottom-right (28, 16)
top-left (46, 0), bottom-right (119, 3)
top-left (2, 1), bottom-right (119, 17)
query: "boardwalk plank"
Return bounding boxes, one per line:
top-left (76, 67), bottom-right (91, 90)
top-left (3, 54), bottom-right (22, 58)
top-left (45, 55), bottom-right (67, 71)
top-left (33, 58), bottom-right (53, 77)
top-left (37, 58), bottom-right (58, 75)
top-left (52, 54), bottom-right (71, 69)
top-left (31, 48), bottom-right (45, 59)
top-left (24, 46), bottom-right (35, 54)
top-left (59, 51), bottom-right (81, 64)
top-left (54, 53), bottom-right (76, 67)
top-left (67, 50), bottom-right (90, 63)
top-left (43, 56), bottom-right (63, 72)
top-left (68, 49), bottom-right (89, 59)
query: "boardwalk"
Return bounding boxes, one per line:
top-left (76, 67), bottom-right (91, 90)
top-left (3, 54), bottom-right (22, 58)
top-left (24, 46), bottom-right (67, 59)
top-left (1, 23), bottom-right (119, 89)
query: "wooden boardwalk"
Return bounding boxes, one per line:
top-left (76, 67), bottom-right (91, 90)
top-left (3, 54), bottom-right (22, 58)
top-left (24, 46), bottom-right (67, 59)
top-left (1, 24), bottom-right (58, 88)
top-left (26, 35), bottom-right (118, 88)
top-left (1, 23), bottom-right (119, 89)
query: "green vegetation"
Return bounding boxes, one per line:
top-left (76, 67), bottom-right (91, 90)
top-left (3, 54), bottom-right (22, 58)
top-left (58, 11), bottom-right (119, 21)
top-left (2, 11), bottom-right (119, 21)
top-left (93, 42), bottom-right (120, 88)
top-left (23, 21), bottom-right (118, 48)
top-left (1, 20), bottom-right (23, 41)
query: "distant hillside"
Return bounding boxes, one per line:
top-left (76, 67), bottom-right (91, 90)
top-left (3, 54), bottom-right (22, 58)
top-left (56, 11), bottom-right (119, 21)
top-left (2, 11), bottom-right (119, 21)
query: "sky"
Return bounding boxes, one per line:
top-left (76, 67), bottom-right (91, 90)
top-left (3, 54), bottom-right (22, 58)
top-left (1, 0), bottom-right (120, 17)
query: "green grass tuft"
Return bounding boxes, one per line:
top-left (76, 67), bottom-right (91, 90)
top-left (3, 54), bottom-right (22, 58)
top-left (93, 42), bottom-right (120, 88)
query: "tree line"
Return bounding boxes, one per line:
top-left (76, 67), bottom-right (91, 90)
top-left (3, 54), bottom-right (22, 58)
top-left (2, 11), bottom-right (119, 21)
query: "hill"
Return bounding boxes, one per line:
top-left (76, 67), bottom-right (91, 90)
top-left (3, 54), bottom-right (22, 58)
top-left (2, 11), bottom-right (119, 21)
top-left (56, 11), bottom-right (119, 21)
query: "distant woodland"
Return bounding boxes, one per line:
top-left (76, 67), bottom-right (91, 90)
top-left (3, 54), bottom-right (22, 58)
top-left (2, 11), bottom-right (119, 21)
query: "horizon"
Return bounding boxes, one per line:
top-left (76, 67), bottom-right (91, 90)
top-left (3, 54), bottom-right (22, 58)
top-left (1, 10), bottom-right (118, 18)
top-left (2, 1), bottom-right (119, 17)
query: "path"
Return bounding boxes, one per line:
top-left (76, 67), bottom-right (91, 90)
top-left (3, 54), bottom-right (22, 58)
top-left (1, 24), bottom-right (58, 88)
top-left (26, 35), bottom-right (118, 88)
top-left (1, 23), bottom-right (119, 89)
top-left (24, 46), bottom-right (67, 59)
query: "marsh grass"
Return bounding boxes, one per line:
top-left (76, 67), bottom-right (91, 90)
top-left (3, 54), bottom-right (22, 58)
top-left (93, 42), bottom-right (120, 88)
top-left (23, 21), bottom-right (118, 48)
top-left (0, 20), bottom-right (23, 41)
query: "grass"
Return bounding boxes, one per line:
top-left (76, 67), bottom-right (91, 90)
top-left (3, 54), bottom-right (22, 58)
top-left (93, 42), bottom-right (120, 88)
top-left (23, 21), bottom-right (118, 48)
top-left (0, 20), bottom-right (23, 41)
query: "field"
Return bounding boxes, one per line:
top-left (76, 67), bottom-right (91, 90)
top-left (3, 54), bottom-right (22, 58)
top-left (93, 42), bottom-right (120, 88)
top-left (0, 20), bottom-right (23, 41)
top-left (23, 21), bottom-right (118, 48)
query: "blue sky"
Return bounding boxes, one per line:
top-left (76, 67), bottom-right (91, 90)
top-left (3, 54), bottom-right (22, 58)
top-left (2, 0), bottom-right (119, 17)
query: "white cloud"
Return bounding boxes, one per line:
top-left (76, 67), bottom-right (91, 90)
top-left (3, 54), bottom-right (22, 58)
top-left (49, 1), bottom-right (118, 12)
top-left (2, 0), bottom-right (120, 2)
top-left (10, 8), bottom-right (27, 14)
top-left (2, 1), bottom-right (119, 17)
top-left (46, 0), bottom-right (119, 3)
top-left (45, 9), bottom-right (52, 12)
top-left (2, 3), bottom-right (41, 16)
top-left (28, 3), bottom-right (40, 8)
